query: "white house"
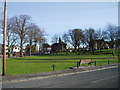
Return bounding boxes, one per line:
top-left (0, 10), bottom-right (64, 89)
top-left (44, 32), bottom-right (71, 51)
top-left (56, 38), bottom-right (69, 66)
top-left (13, 47), bottom-right (20, 53)
top-left (6, 45), bottom-right (20, 53)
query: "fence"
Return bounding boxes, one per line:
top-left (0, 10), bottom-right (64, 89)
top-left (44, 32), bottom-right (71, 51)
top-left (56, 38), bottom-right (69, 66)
top-left (51, 58), bottom-right (118, 71)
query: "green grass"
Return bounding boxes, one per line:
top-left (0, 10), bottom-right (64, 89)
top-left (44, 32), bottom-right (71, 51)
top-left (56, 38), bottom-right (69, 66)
top-left (0, 49), bottom-right (119, 75)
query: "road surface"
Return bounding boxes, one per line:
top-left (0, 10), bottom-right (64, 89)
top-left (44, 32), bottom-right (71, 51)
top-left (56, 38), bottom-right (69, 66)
top-left (2, 67), bottom-right (119, 88)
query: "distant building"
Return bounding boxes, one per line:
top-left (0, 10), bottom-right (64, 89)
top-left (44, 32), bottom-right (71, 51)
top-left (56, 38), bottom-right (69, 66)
top-left (94, 38), bottom-right (110, 50)
top-left (42, 43), bottom-right (51, 54)
top-left (114, 39), bottom-right (120, 49)
top-left (42, 43), bottom-right (51, 51)
top-left (5, 45), bottom-right (21, 53)
top-left (12, 46), bottom-right (20, 53)
top-left (0, 44), bottom-right (24, 57)
top-left (51, 38), bottom-right (68, 52)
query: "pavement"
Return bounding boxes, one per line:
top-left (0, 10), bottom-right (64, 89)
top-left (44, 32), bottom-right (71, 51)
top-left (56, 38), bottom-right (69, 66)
top-left (2, 63), bottom-right (119, 85)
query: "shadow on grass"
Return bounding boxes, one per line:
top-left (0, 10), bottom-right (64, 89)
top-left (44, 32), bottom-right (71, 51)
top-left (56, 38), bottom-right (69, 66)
top-left (15, 57), bottom-right (118, 61)
top-left (23, 61), bottom-right (77, 63)
top-left (23, 60), bottom-right (116, 63)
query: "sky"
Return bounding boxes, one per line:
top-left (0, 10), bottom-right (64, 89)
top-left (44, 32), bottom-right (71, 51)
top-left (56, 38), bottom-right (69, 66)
top-left (0, 2), bottom-right (118, 45)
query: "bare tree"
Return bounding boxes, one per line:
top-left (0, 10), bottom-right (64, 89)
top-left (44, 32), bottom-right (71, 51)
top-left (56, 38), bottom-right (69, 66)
top-left (85, 28), bottom-right (97, 54)
top-left (115, 26), bottom-right (120, 49)
top-left (95, 29), bottom-right (109, 51)
top-left (67, 29), bottom-right (84, 52)
top-left (6, 19), bottom-right (19, 57)
top-left (106, 24), bottom-right (117, 49)
top-left (96, 29), bottom-right (108, 40)
top-left (1, 18), bottom-right (19, 57)
top-left (0, 11), bottom-right (3, 35)
top-left (81, 30), bottom-right (88, 53)
top-left (10, 15), bottom-right (31, 57)
top-left (33, 28), bottom-right (39, 50)
top-left (51, 34), bottom-right (59, 43)
top-left (116, 26), bottom-right (120, 40)
top-left (62, 33), bottom-right (69, 44)
top-left (0, 18), bottom-right (2, 31)
top-left (42, 43), bottom-right (50, 51)
top-left (32, 27), bottom-right (46, 53)
top-left (37, 30), bottom-right (46, 53)
top-left (0, 2), bottom-right (3, 30)
top-left (27, 23), bottom-right (37, 56)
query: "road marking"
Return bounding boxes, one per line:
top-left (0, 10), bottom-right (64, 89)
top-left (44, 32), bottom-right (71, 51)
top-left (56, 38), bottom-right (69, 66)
top-left (2, 65), bottom-right (118, 84)
top-left (92, 75), bottom-right (119, 83)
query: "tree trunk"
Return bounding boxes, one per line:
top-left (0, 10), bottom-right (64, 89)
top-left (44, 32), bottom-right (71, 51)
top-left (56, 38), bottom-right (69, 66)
top-left (112, 49), bottom-right (115, 56)
top-left (20, 38), bottom-right (23, 57)
top-left (83, 46), bottom-right (86, 54)
top-left (92, 46), bottom-right (94, 55)
top-left (34, 40), bottom-right (37, 52)
top-left (39, 41), bottom-right (41, 53)
top-left (77, 45), bottom-right (79, 52)
top-left (20, 47), bottom-right (23, 57)
top-left (74, 46), bottom-right (77, 52)
top-left (29, 39), bottom-right (32, 56)
top-left (11, 47), bottom-right (14, 57)
top-left (7, 37), bottom-right (11, 58)
top-left (8, 47), bottom-right (11, 58)
top-left (29, 46), bottom-right (31, 56)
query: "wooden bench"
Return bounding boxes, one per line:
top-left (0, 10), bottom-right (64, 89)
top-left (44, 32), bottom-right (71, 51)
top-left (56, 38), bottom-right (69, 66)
top-left (76, 60), bottom-right (96, 68)
top-left (79, 60), bottom-right (92, 65)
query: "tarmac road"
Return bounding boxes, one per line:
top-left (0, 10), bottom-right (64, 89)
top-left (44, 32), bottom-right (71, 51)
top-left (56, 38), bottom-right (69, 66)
top-left (2, 66), bottom-right (119, 88)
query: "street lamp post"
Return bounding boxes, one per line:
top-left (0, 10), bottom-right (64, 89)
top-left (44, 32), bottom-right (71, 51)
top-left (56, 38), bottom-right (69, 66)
top-left (2, 0), bottom-right (8, 76)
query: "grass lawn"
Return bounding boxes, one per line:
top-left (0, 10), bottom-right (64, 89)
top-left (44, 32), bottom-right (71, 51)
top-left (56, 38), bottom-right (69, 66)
top-left (0, 49), bottom-right (119, 75)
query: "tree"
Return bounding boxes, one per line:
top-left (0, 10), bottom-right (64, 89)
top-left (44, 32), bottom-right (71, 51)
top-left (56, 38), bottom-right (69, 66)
top-left (0, 18), bottom-right (19, 57)
top-left (27, 23), bottom-right (40, 56)
top-left (0, 12), bottom-right (3, 36)
top-left (81, 31), bottom-right (88, 53)
top-left (25, 44), bottom-right (37, 54)
top-left (85, 28), bottom-right (97, 54)
top-left (6, 19), bottom-right (19, 57)
top-left (42, 43), bottom-right (50, 51)
top-left (34, 29), bottom-right (46, 53)
top-left (96, 29), bottom-right (108, 40)
top-left (10, 15), bottom-right (31, 57)
top-left (26, 23), bottom-right (46, 55)
top-left (0, 17), bottom-right (2, 31)
top-left (116, 26), bottom-right (120, 40)
top-left (106, 24), bottom-right (117, 49)
top-left (67, 29), bottom-right (84, 52)
top-left (51, 34), bottom-right (59, 43)
top-left (115, 26), bottom-right (120, 49)
top-left (62, 33), bottom-right (69, 44)
top-left (95, 29), bottom-right (109, 51)
top-left (0, 2), bottom-right (3, 31)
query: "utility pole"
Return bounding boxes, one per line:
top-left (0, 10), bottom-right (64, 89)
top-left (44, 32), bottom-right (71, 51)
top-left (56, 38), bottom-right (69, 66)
top-left (2, 0), bottom-right (8, 76)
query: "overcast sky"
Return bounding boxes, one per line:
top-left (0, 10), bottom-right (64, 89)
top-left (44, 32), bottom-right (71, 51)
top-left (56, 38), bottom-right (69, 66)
top-left (0, 2), bottom-right (118, 44)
